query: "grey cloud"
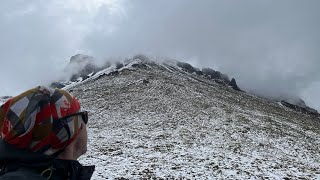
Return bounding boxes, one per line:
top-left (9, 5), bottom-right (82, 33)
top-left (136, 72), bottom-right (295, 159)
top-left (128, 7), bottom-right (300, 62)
top-left (0, 1), bottom-right (100, 95)
top-left (83, 0), bottom-right (320, 110)
top-left (0, 0), bottom-right (319, 111)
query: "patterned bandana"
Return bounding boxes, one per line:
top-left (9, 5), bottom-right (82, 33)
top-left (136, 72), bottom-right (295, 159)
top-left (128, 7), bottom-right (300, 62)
top-left (0, 86), bottom-right (82, 156)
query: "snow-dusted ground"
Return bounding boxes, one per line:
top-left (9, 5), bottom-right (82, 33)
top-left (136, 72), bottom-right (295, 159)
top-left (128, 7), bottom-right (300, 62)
top-left (67, 60), bottom-right (320, 179)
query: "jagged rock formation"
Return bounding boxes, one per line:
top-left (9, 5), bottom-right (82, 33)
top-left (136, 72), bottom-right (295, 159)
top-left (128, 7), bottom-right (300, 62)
top-left (229, 78), bottom-right (242, 91)
top-left (176, 62), bottom-right (203, 75)
top-left (51, 54), bottom-right (105, 89)
top-left (54, 54), bottom-right (318, 117)
top-left (202, 68), bottom-right (229, 82)
top-left (66, 54), bottom-right (100, 82)
top-left (52, 55), bottom-right (241, 92)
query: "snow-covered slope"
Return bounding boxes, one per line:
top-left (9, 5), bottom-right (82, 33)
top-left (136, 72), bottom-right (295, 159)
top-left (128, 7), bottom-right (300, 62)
top-left (64, 58), bottom-right (320, 179)
top-left (59, 54), bottom-right (318, 115)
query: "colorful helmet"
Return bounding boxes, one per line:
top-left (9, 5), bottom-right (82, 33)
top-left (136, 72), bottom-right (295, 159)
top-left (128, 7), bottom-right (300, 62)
top-left (0, 86), bottom-right (83, 156)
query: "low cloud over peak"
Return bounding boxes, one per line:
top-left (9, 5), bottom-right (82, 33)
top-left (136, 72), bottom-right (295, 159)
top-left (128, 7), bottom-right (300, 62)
top-left (0, 0), bottom-right (319, 111)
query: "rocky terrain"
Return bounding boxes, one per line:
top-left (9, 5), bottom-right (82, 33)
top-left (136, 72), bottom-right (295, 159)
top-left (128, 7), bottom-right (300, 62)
top-left (53, 54), bottom-right (319, 117)
top-left (59, 56), bottom-right (320, 179)
top-left (1, 55), bottom-right (319, 179)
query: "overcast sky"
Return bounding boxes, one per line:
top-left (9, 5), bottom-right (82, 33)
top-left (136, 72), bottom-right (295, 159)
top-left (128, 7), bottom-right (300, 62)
top-left (0, 0), bottom-right (319, 111)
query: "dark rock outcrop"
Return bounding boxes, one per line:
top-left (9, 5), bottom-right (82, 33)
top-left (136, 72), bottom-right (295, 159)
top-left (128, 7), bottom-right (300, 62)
top-left (177, 62), bottom-right (203, 75)
top-left (281, 101), bottom-right (319, 117)
top-left (202, 68), bottom-right (230, 83)
top-left (305, 107), bottom-right (318, 114)
top-left (50, 54), bottom-right (320, 120)
top-left (202, 68), bottom-right (219, 79)
top-left (229, 78), bottom-right (242, 91)
top-left (143, 79), bottom-right (150, 84)
top-left (132, 63), bottom-right (149, 69)
top-left (109, 71), bottom-right (119, 76)
top-left (50, 82), bottom-right (65, 89)
top-left (116, 62), bottom-right (124, 69)
top-left (77, 63), bottom-right (99, 80)
top-left (70, 54), bottom-right (93, 63)
top-left (67, 55), bottom-right (100, 82)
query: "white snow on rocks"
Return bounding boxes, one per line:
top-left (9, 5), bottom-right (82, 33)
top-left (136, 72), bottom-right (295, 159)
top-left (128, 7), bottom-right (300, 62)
top-left (67, 60), bottom-right (320, 179)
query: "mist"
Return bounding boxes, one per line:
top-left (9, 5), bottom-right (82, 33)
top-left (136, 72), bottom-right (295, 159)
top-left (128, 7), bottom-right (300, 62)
top-left (84, 0), bottom-right (320, 110)
top-left (0, 0), bottom-right (319, 111)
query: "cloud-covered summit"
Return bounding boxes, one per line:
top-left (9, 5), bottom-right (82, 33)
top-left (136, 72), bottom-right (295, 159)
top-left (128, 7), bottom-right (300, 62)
top-left (0, 0), bottom-right (319, 111)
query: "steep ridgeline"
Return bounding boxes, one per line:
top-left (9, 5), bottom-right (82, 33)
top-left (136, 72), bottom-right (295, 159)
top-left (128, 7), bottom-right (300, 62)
top-left (175, 62), bottom-right (243, 92)
top-left (52, 54), bottom-right (243, 93)
top-left (55, 54), bottom-right (318, 117)
top-left (61, 55), bottom-right (320, 179)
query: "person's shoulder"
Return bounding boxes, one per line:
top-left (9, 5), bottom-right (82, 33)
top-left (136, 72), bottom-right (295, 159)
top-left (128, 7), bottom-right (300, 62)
top-left (0, 170), bottom-right (46, 180)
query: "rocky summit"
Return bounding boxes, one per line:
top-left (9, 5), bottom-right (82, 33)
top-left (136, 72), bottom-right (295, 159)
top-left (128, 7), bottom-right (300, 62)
top-left (56, 56), bottom-right (320, 179)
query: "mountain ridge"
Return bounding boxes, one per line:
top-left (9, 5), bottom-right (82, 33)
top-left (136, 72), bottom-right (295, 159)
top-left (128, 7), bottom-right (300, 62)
top-left (1, 54), bottom-right (320, 179)
top-left (68, 57), bottom-right (320, 179)
top-left (51, 54), bottom-right (319, 117)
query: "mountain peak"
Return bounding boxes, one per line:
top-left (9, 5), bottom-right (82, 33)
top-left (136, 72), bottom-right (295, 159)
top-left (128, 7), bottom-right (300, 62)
top-left (66, 55), bottom-right (320, 179)
top-left (69, 54), bottom-right (94, 64)
top-left (53, 54), bottom-right (319, 117)
top-left (3, 54), bottom-right (320, 179)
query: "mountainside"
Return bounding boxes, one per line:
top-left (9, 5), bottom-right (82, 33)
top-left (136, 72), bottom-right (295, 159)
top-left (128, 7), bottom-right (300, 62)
top-left (62, 57), bottom-right (320, 179)
top-left (52, 54), bottom-right (319, 117)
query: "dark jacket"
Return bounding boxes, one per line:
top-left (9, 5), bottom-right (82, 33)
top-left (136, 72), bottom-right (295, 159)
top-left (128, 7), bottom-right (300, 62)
top-left (0, 140), bottom-right (95, 180)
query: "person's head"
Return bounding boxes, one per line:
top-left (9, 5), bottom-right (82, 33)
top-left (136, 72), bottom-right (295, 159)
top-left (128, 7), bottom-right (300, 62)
top-left (0, 86), bottom-right (88, 160)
